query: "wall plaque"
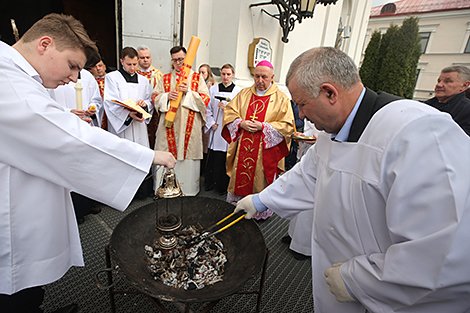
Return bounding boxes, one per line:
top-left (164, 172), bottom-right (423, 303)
top-left (248, 38), bottom-right (272, 74)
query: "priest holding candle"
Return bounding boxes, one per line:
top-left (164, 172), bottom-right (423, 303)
top-left (152, 44), bottom-right (210, 196)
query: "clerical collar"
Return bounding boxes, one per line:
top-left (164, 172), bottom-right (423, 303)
top-left (118, 67), bottom-right (138, 83)
top-left (78, 71), bottom-right (81, 80)
top-left (333, 87), bottom-right (366, 142)
top-left (256, 83), bottom-right (272, 96)
top-left (139, 66), bottom-right (150, 73)
top-left (219, 82), bottom-right (235, 92)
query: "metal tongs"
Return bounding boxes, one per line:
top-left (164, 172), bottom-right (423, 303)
top-left (186, 211), bottom-right (247, 247)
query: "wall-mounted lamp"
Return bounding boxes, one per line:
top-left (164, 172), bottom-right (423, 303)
top-left (249, 0), bottom-right (338, 43)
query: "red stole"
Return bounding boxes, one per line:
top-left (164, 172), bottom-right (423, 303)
top-left (95, 77), bottom-right (107, 131)
top-left (162, 72), bottom-right (202, 159)
top-left (136, 69), bottom-right (155, 88)
top-left (234, 94), bottom-right (271, 196)
top-left (96, 77), bottom-right (105, 98)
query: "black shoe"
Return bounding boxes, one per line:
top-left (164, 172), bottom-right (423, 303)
top-left (52, 303), bottom-right (78, 313)
top-left (77, 218), bottom-right (85, 225)
top-left (290, 249), bottom-right (310, 261)
top-left (281, 235), bottom-right (292, 244)
top-left (205, 184), bottom-right (214, 191)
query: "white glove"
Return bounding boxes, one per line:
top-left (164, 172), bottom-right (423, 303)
top-left (324, 262), bottom-right (356, 303)
top-left (234, 195), bottom-right (258, 219)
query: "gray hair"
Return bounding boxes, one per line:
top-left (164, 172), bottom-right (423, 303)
top-left (286, 47), bottom-right (361, 98)
top-left (441, 66), bottom-right (470, 83)
top-left (137, 45), bottom-right (150, 52)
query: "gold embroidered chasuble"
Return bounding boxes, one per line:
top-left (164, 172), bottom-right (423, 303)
top-left (136, 65), bottom-right (163, 89)
top-left (222, 82), bottom-right (294, 196)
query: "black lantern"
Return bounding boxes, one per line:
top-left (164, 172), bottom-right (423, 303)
top-left (250, 0), bottom-right (338, 43)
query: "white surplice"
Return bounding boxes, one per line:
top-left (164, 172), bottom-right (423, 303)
top-left (205, 83), bottom-right (242, 152)
top-left (260, 100), bottom-right (470, 312)
top-left (0, 41), bottom-right (154, 295)
top-left (48, 69), bottom-right (103, 127)
top-left (104, 71), bottom-right (153, 147)
top-left (288, 120), bottom-right (319, 256)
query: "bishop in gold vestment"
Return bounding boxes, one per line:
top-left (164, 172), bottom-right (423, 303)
top-left (222, 61), bottom-right (293, 219)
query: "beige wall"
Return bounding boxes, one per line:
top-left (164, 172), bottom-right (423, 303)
top-left (184, 0), bottom-right (373, 94)
top-left (364, 9), bottom-right (470, 100)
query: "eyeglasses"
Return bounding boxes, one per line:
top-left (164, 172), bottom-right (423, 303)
top-left (171, 58), bottom-right (184, 63)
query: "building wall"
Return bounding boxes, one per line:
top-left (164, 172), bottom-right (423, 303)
top-left (183, 0), bottom-right (373, 94)
top-left (364, 8), bottom-right (470, 101)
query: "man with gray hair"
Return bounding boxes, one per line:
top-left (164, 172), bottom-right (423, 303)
top-left (222, 60), bottom-right (293, 220)
top-left (425, 65), bottom-right (470, 136)
top-left (235, 47), bottom-right (470, 312)
top-left (136, 45), bottom-right (163, 89)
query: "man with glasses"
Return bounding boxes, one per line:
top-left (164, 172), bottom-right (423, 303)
top-left (152, 46), bottom-right (210, 196)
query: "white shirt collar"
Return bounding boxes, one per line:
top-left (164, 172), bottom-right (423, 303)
top-left (256, 83), bottom-right (272, 96)
top-left (0, 41), bottom-right (43, 84)
top-left (333, 87), bottom-right (366, 142)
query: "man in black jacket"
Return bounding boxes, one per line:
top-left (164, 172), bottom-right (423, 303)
top-left (425, 65), bottom-right (470, 136)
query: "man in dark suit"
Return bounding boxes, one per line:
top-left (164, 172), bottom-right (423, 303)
top-left (424, 65), bottom-right (470, 136)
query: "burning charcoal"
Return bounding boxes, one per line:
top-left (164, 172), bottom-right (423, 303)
top-left (144, 225), bottom-right (226, 290)
top-left (175, 259), bottom-right (184, 268)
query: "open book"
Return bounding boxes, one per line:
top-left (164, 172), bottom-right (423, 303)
top-left (110, 98), bottom-right (152, 120)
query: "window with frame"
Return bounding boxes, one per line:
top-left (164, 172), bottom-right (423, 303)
top-left (416, 68), bottom-right (421, 82)
top-left (420, 32), bottom-right (431, 54)
top-left (465, 36), bottom-right (470, 53)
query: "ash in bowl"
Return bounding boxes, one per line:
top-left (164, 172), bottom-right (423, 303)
top-left (144, 225), bottom-right (227, 290)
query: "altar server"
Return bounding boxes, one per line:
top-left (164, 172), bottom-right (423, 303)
top-left (204, 63), bottom-right (242, 195)
top-left (0, 14), bottom-right (175, 313)
top-left (235, 47), bottom-right (470, 312)
top-left (104, 47), bottom-right (153, 148)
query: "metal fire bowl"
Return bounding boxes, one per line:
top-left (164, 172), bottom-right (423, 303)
top-left (109, 197), bottom-right (266, 303)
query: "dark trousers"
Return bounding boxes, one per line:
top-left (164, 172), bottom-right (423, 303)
top-left (205, 149), bottom-right (229, 193)
top-left (285, 140), bottom-right (298, 171)
top-left (134, 169), bottom-right (154, 199)
top-left (0, 286), bottom-right (44, 313)
top-left (70, 192), bottom-right (95, 219)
